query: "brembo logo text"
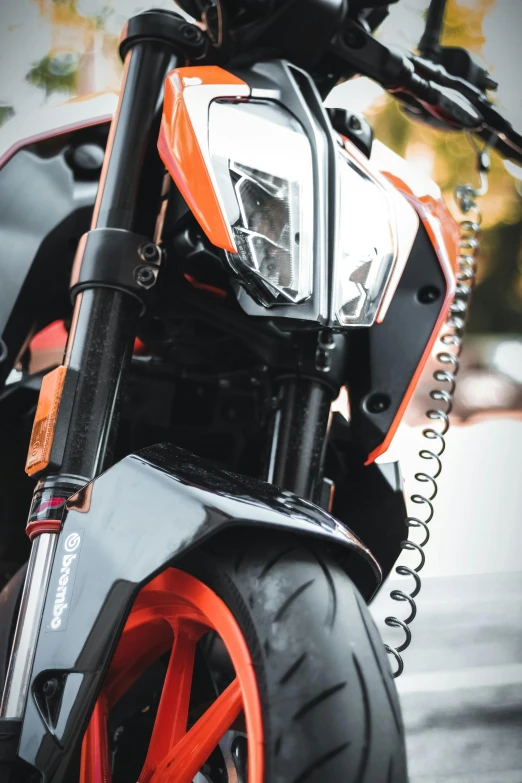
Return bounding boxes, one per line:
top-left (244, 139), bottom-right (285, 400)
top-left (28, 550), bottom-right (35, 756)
top-left (46, 530), bottom-right (83, 632)
top-left (64, 532), bottom-right (81, 553)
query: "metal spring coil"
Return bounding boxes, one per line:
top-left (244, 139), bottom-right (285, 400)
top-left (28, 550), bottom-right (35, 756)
top-left (384, 184), bottom-right (482, 678)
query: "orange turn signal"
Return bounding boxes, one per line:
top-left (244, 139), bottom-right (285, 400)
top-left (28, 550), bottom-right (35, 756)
top-left (25, 365), bottom-right (67, 476)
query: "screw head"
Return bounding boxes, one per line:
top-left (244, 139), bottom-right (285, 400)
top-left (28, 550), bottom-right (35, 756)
top-left (135, 266), bottom-right (156, 289)
top-left (139, 243), bottom-right (161, 264)
top-left (417, 285), bottom-right (441, 305)
top-left (42, 678), bottom-right (59, 699)
top-left (365, 392), bottom-right (391, 414)
top-left (69, 143), bottom-right (105, 173)
top-left (182, 24), bottom-right (200, 40)
top-left (319, 329), bottom-right (335, 348)
top-left (344, 29), bottom-right (363, 48)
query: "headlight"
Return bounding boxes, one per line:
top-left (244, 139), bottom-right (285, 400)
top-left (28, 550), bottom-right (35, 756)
top-left (159, 66), bottom-right (419, 327)
top-left (333, 149), bottom-right (398, 327)
top-left (209, 100), bottom-right (314, 305)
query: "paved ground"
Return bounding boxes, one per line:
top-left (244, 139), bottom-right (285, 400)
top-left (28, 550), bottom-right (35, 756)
top-left (371, 572), bottom-right (522, 782)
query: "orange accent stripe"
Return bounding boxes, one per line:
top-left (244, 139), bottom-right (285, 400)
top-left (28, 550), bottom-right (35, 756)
top-left (26, 520), bottom-right (62, 541)
top-left (158, 66), bottom-right (249, 254)
top-left (25, 366), bottom-right (67, 476)
top-left (184, 273), bottom-right (227, 298)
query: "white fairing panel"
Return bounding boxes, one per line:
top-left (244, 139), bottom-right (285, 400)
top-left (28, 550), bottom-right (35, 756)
top-left (0, 93), bottom-right (117, 171)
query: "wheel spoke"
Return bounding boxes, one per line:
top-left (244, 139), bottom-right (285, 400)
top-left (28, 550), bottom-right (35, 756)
top-left (139, 622), bottom-right (199, 783)
top-left (150, 678), bottom-right (242, 783)
top-left (80, 693), bottom-right (111, 783)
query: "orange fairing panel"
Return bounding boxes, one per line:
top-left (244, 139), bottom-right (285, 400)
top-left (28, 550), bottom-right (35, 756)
top-left (365, 141), bottom-right (459, 464)
top-left (158, 67), bottom-right (251, 254)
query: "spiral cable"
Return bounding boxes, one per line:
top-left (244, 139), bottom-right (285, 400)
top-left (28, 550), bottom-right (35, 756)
top-left (383, 152), bottom-right (487, 678)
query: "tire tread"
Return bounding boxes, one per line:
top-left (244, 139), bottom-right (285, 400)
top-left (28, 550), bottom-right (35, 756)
top-left (183, 531), bottom-right (407, 783)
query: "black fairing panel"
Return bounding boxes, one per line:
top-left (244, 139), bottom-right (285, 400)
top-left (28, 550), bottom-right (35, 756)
top-left (0, 148), bottom-right (97, 384)
top-left (329, 421), bottom-right (407, 581)
top-left (16, 443), bottom-right (379, 779)
top-left (347, 222), bottom-right (446, 457)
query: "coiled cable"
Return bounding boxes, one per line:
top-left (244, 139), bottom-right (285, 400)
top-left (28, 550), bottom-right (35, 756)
top-left (383, 149), bottom-right (487, 677)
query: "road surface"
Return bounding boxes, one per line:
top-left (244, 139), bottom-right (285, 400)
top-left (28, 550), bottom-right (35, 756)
top-left (371, 572), bottom-right (522, 782)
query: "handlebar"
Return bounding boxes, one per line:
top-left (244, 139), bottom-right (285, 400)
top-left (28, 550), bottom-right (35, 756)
top-left (329, 19), bottom-right (522, 165)
top-left (407, 53), bottom-right (522, 164)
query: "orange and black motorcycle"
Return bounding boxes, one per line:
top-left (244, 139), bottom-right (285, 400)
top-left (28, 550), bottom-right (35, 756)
top-left (0, 1), bottom-right (521, 781)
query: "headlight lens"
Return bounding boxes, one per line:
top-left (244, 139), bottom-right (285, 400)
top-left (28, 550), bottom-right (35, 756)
top-left (209, 100), bottom-right (314, 305)
top-left (207, 98), bottom-right (407, 324)
top-left (333, 150), bottom-right (397, 327)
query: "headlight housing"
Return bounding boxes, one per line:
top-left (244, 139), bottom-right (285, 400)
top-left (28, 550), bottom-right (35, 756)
top-left (333, 148), bottom-right (398, 327)
top-left (159, 65), bottom-right (419, 327)
top-left (209, 99), bottom-right (315, 305)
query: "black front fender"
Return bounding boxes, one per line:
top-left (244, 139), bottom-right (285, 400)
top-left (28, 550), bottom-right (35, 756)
top-left (14, 443), bottom-right (380, 780)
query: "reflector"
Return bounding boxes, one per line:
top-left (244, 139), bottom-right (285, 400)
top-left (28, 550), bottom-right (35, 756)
top-left (25, 366), bottom-right (67, 476)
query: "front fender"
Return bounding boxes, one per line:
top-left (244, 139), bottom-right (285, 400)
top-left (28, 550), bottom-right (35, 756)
top-left (15, 443), bottom-right (379, 779)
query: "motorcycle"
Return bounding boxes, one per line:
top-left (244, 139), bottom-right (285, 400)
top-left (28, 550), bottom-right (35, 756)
top-left (0, 0), bottom-right (520, 780)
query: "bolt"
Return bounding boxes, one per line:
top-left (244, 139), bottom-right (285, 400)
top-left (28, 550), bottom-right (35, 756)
top-left (319, 329), bottom-right (335, 348)
top-left (135, 266), bottom-right (156, 289)
top-left (365, 392), bottom-right (391, 414)
top-left (315, 347), bottom-right (331, 373)
top-left (42, 678), bottom-right (59, 699)
top-left (182, 24), bottom-right (201, 41)
top-left (139, 243), bottom-right (161, 264)
top-left (344, 30), bottom-right (361, 48)
top-left (417, 285), bottom-right (441, 305)
top-left (69, 143), bottom-right (105, 173)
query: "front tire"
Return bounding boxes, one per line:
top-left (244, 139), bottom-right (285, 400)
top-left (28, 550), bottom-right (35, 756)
top-left (184, 530), bottom-right (407, 783)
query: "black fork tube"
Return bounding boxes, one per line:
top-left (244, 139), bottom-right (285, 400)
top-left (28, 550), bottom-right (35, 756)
top-left (60, 42), bottom-right (177, 481)
top-left (267, 378), bottom-right (332, 503)
top-left (0, 14), bottom-right (186, 728)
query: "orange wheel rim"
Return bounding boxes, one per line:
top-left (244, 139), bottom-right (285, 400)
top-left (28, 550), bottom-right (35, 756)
top-left (80, 568), bottom-right (264, 783)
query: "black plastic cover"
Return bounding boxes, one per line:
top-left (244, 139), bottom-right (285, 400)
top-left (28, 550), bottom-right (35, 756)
top-left (347, 222), bottom-right (447, 457)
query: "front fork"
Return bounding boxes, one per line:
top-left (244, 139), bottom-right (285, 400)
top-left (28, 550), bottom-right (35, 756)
top-left (267, 378), bottom-right (332, 503)
top-left (266, 332), bottom-right (348, 505)
top-left (0, 11), bottom-right (205, 724)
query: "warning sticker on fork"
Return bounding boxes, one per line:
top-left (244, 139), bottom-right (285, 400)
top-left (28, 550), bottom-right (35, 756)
top-left (44, 529), bottom-right (83, 632)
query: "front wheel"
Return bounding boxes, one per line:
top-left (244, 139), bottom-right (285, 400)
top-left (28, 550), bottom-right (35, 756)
top-left (81, 531), bottom-right (407, 783)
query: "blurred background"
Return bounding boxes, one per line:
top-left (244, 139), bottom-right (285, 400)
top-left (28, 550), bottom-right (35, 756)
top-left (1, 0), bottom-right (521, 780)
